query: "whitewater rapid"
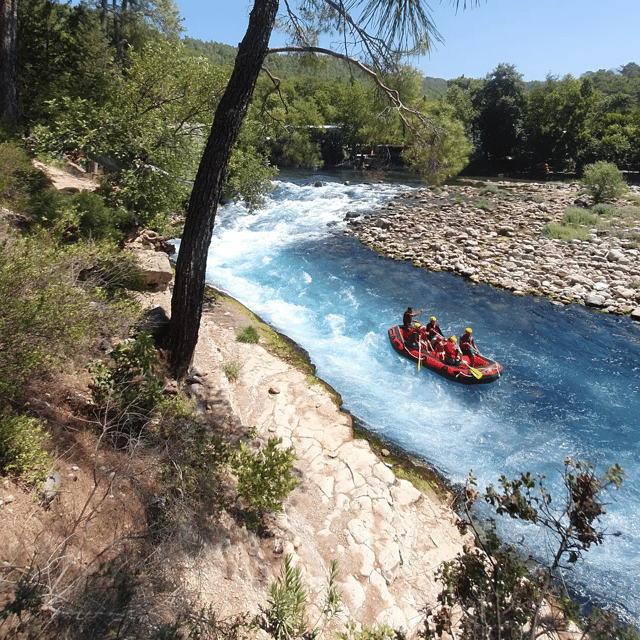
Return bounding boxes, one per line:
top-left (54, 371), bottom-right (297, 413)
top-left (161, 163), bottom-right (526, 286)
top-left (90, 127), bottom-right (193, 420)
top-left (174, 170), bottom-right (640, 625)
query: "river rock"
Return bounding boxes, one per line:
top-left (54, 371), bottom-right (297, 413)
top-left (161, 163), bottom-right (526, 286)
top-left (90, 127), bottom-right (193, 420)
top-left (584, 293), bottom-right (606, 307)
top-left (345, 179), bottom-right (640, 317)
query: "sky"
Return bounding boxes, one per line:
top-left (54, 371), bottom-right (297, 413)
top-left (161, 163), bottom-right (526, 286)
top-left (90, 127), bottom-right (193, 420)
top-left (175, 0), bottom-right (639, 82)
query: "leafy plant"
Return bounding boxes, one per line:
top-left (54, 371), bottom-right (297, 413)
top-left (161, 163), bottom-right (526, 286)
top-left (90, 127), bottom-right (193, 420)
top-left (234, 437), bottom-right (300, 513)
top-left (582, 160), bottom-right (628, 203)
top-left (590, 203), bottom-right (617, 217)
top-left (0, 412), bottom-right (51, 484)
top-left (474, 198), bottom-right (492, 212)
top-left (89, 331), bottom-right (165, 434)
top-left (542, 222), bottom-right (593, 242)
top-left (421, 459), bottom-right (625, 640)
top-left (337, 621), bottom-right (395, 639)
top-left (264, 554), bottom-right (308, 640)
top-left (562, 206), bottom-right (599, 227)
top-left (156, 417), bottom-right (233, 528)
top-left (0, 231), bottom-right (99, 399)
top-left (479, 184), bottom-right (499, 195)
top-left (222, 359), bottom-right (243, 381)
top-left (236, 325), bottom-right (260, 344)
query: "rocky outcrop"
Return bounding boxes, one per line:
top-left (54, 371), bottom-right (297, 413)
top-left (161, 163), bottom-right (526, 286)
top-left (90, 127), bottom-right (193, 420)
top-left (346, 180), bottom-right (640, 319)
top-left (179, 304), bottom-right (469, 638)
top-left (126, 229), bottom-right (175, 291)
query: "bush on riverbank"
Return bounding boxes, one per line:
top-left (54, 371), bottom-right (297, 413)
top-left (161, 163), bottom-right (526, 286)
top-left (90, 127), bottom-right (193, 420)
top-left (582, 161), bottom-right (628, 203)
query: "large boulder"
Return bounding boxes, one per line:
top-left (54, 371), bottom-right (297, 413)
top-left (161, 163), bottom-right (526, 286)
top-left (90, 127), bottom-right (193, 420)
top-left (132, 250), bottom-right (173, 291)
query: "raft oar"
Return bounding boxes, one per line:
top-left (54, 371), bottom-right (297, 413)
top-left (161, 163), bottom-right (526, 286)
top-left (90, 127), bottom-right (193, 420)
top-left (463, 360), bottom-right (482, 379)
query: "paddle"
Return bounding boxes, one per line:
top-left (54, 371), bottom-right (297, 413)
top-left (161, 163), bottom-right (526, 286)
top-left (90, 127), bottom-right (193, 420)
top-left (462, 360), bottom-right (482, 379)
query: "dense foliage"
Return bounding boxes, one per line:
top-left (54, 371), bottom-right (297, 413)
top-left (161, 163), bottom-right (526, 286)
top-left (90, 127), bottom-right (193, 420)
top-left (449, 62), bottom-right (640, 174)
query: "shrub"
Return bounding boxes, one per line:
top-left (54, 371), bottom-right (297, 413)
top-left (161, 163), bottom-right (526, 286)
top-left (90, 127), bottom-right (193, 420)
top-left (475, 198), bottom-right (492, 211)
top-left (542, 222), bottom-right (593, 242)
top-left (0, 141), bottom-right (35, 204)
top-left (582, 161), bottom-right (628, 203)
top-left (421, 460), bottom-right (626, 640)
top-left (562, 206), bottom-right (598, 227)
top-left (89, 331), bottom-right (165, 435)
top-left (222, 359), bottom-right (243, 381)
top-left (155, 417), bottom-right (233, 531)
top-left (591, 203), bottom-right (617, 217)
top-left (0, 412), bottom-right (51, 484)
top-left (541, 207), bottom-right (597, 243)
top-left (264, 554), bottom-right (308, 640)
top-left (234, 437), bottom-right (300, 513)
top-left (338, 621), bottom-right (396, 639)
top-left (236, 325), bottom-right (260, 344)
top-left (0, 232), bottom-right (100, 399)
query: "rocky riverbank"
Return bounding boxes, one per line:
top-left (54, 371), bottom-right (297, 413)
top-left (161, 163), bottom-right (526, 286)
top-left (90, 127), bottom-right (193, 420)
top-left (345, 179), bottom-right (640, 320)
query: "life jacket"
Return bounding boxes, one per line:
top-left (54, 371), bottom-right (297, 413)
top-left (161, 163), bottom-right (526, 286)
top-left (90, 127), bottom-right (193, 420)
top-left (444, 340), bottom-right (459, 361)
top-left (460, 333), bottom-right (474, 353)
top-left (427, 321), bottom-right (441, 339)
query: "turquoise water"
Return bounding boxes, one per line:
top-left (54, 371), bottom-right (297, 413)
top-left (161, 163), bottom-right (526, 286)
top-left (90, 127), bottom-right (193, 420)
top-left (174, 171), bottom-right (640, 624)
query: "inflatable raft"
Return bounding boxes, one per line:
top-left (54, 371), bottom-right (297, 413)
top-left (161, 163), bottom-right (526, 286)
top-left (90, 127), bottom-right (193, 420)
top-left (388, 325), bottom-right (503, 385)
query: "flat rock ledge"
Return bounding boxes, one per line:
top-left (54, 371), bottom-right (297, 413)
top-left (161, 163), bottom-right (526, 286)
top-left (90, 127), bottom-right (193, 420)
top-left (345, 179), bottom-right (640, 318)
top-left (183, 309), bottom-right (469, 638)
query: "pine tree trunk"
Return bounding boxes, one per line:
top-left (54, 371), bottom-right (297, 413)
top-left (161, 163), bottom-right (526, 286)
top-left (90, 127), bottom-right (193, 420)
top-left (0, 0), bottom-right (19, 121)
top-left (168, 0), bottom-right (279, 379)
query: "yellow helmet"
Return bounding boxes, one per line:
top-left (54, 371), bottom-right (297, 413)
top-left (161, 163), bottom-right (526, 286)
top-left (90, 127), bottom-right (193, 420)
top-left (449, 335), bottom-right (457, 343)
top-left (430, 316), bottom-right (436, 322)
top-left (465, 327), bottom-right (472, 334)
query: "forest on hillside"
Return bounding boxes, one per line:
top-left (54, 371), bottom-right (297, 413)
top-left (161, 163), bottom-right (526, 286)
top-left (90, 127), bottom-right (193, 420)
top-left (185, 36), bottom-right (640, 177)
top-left (3, 0), bottom-right (639, 237)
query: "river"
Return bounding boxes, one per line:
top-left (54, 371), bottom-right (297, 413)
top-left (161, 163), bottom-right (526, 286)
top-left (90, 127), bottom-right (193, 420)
top-left (174, 169), bottom-right (640, 625)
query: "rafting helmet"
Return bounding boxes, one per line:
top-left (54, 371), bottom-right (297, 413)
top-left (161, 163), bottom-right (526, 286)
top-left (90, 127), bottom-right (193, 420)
top-left (466, 327), bottom-right (472, 334)
top-left (449, 335), bottom-right (457, 343)
top-left (430, 316), bottom-right (436, 322)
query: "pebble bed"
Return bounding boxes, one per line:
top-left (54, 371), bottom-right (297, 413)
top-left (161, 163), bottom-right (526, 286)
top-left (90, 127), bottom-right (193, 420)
top-left (345, 179), bottom-right (640, 319)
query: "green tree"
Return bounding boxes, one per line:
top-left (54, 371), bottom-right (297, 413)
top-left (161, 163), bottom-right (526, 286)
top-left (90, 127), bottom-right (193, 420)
top-left (168, 0), bottom-right (479, 378)
top-left (422, 459), bottom-right (626, 640)
top-left (474, 63), bottom-right (527, 163)
top-left (18, 0), bottom-right (110, 123)
top-left (524, 75), bottom-right (601, 171)
top-left (31, 40), bottom-right (230, 228)
top-left (0, 0), bottom-right (19, 121)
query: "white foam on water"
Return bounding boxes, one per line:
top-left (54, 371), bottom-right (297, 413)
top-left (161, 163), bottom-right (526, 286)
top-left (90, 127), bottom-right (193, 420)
top-left (173, 172), bottom-right (640, 625)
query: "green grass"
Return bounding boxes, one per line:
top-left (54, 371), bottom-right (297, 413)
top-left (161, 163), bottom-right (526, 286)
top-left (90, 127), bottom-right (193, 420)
top-left (221, 359), bottom-right (243, 381)
top-left (236, 325), bottom-right (260, 344)
top-left (542, 222), bottom-right (593, 242)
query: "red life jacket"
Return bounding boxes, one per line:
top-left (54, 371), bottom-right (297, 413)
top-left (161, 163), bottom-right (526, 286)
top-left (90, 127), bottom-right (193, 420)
top-left (444, 341), bottom-right (459, 360)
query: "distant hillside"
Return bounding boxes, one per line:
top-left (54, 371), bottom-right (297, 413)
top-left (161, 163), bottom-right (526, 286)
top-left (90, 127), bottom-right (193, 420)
top-left (182, 38), bottom-right (640, 101)
top-left (183, 37), bottom-right (450, 90)
top-left (182, 37), bottom-right (237, 66)
top-left (422, 76), bottom-right (448, 98)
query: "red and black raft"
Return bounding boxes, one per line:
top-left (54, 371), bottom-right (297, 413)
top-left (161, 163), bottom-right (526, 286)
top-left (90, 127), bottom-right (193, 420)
top-left (388, 325), bottom-right (503, 385)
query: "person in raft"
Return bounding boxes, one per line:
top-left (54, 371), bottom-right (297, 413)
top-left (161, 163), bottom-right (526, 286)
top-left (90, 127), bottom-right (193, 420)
top-left (403, 306), bottom-right (423, 329)
top-left (426, 316), bottom-right (444, 345)
top-left (459, 327), bottom-right (479, 364)
top-left (431, 332), bottom-right (446, 359)
top-left (443, 335), bottom-right (463, 366)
